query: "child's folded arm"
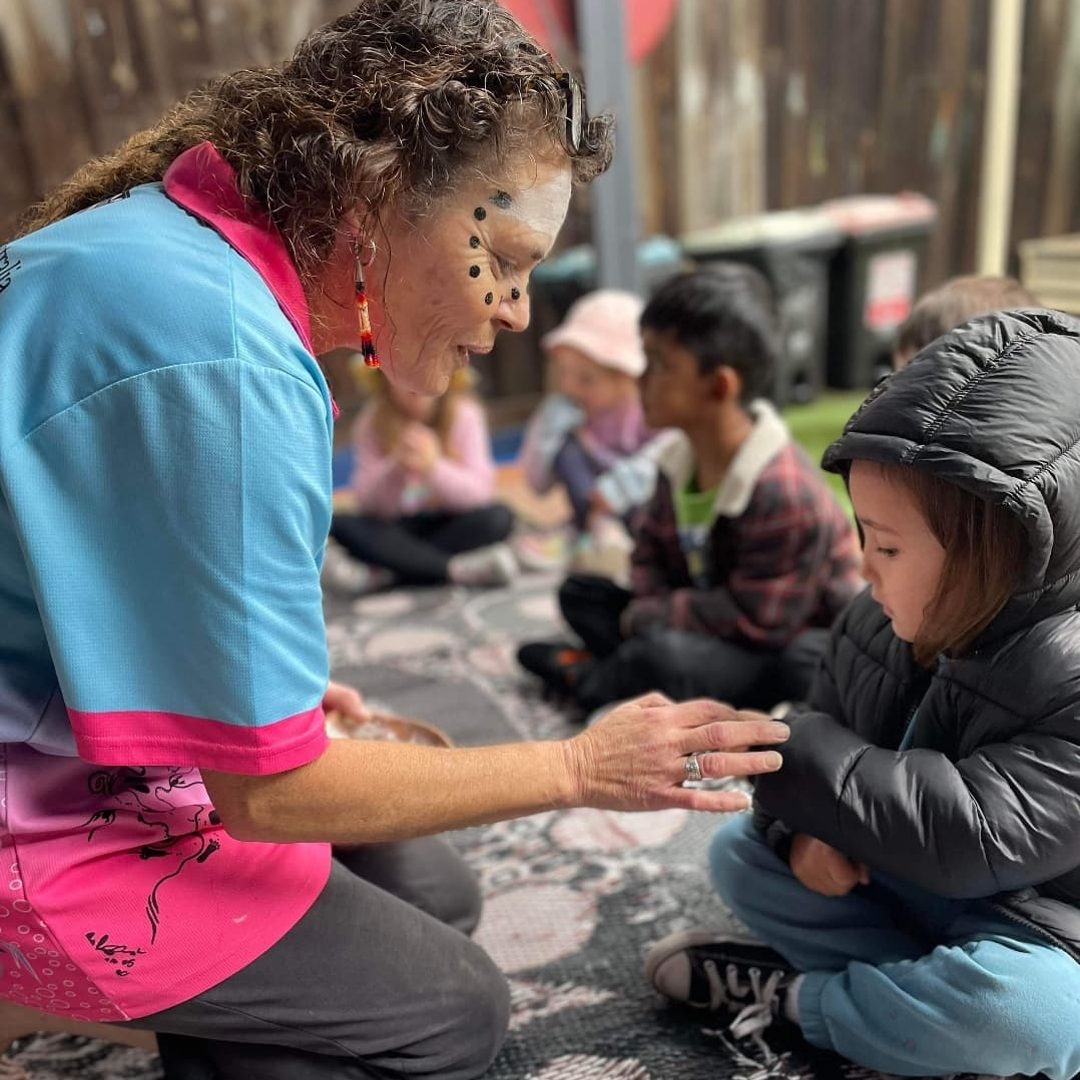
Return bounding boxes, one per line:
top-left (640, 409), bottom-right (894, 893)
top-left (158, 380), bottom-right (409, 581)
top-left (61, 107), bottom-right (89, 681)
top-left (661, 578), bottom-right (812, 646)
top-left (661, 512), bottom-right (838, 646)
top-left (519, 393), bottom-right (584, 493)
top-left (750, 621), bottom-right (847, 860)
top-left (594, 430), bottom-right (679, 517)
top-left (594, 455), bottom-right (652, 515)
top-left (626, 486), bottom-right (833, 643)
top-left (754, 709), bottom-right (1080, 899)
top-left (751, 805), bottom-right (795, 860)
top-left (425, 398), bottom-right (496, 510)
top-left (426, 456), bottom-right (494, 509)
top-left (576, 428), bottom-right (618, 471)
top-left (621, 594), bottom-right (670, 636)
top-left (351, 456), bottom-right (404, 513)
top-left (349, 408), bottom-right (405, 512)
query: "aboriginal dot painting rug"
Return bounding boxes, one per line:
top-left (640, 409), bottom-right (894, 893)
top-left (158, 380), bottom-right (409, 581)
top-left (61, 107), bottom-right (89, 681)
top-left (4, 570), bottom-right (1007, 1080)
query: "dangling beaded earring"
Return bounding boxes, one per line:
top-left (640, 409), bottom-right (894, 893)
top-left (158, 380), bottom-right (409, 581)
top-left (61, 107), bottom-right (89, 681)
top-left (354, 239), bottom-right (378, 369)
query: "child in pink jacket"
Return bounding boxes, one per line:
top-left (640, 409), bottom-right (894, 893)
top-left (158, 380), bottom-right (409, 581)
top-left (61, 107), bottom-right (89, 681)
top-left (325, 371), bottom-right (515, 592)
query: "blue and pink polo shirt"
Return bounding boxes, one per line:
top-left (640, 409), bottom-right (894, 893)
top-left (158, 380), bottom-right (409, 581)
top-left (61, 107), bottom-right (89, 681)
top-left (0, 143), bottom-right (335, 1019)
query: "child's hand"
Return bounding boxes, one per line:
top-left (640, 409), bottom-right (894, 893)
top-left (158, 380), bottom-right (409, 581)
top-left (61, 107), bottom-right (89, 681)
top-left (620, 597), bottom-right (668, 638)
top-left (789, 833), bottom-right (870, 896)
top-left (587, 488), bottom-right (614, 522)
top-left (397, 425), bottom-right (440, 474)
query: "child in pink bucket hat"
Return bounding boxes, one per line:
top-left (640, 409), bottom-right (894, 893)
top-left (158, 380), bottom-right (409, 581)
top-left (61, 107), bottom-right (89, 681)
top-left (519, 290), bottom-right (670, 578)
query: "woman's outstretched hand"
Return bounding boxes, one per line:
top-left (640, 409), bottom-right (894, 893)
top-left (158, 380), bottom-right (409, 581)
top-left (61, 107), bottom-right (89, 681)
top-left (206, 692), bottom-right (787, 845)
top-left (561, 693), bottom-right (789, 814)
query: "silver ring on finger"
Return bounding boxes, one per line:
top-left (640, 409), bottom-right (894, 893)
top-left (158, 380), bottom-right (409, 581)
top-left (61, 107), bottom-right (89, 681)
top-left (684, 753), bottom-right (703, 783)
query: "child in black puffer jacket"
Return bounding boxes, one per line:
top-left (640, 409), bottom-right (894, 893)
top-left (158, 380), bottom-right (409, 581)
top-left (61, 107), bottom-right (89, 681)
top-left (645, 309), bottom-right (1080, 1079)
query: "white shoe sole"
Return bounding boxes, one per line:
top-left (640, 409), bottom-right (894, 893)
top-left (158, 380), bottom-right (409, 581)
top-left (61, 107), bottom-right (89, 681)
top-left (644, 927), bottom-right (765, 991)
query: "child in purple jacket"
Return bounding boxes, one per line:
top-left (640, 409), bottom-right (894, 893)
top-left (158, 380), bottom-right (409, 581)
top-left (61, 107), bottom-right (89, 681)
top-left (519, 290), bottom-right (669, 577)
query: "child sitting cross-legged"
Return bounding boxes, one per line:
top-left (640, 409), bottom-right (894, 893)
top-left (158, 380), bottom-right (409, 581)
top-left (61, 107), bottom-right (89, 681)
top-left (645, 309), bottom-right (1080, 1079)
top-left (325, 369), bottom-right (516, 593)
top-left (517, 289), bottom-right (663, 579)
top-left (518, 266), bottom-right (862, 713)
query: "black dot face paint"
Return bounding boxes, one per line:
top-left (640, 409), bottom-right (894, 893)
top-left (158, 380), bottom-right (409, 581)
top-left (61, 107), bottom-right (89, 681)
top-left (474, 196), bottom-right (517, 307)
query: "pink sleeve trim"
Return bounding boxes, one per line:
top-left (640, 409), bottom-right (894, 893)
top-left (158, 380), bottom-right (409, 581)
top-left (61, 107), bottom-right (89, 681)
top-left (163, 142), bottom-right (313, 355)
top-left (69, 705), bottom-right (329, 775)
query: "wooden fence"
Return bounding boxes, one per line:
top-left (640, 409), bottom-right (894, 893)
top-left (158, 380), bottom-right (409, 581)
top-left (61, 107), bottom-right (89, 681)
top-left (0, 0), bottom-right (357, 235)
top-left (6, 1), bottom-right (1080, 274)
top-left (635, 0), bottom-right (1080, 286)
top-left (2, 0), bottom-right (1079, 411)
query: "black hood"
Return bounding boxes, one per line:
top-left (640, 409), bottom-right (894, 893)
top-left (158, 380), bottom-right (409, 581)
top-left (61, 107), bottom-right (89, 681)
top-left (823, 308), bottom-right (1080, 634)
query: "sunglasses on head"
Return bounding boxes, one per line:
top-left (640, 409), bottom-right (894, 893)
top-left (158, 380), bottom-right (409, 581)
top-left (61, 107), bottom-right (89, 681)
top-left (557, 71), bottom-right (583, 153)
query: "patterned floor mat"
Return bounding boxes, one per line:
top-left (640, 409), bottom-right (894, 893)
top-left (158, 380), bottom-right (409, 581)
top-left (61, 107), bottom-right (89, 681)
top-left (3, 574), bottom-right (949, 1079)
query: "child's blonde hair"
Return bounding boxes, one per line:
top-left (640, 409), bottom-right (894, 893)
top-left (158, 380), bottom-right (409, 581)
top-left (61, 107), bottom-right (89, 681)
top-left (356, 368), bottom-right (477, 459)
top-left (872, 462), bottom-right (1028, 665)
top-left (894, 276), bottom-right (1038, 368)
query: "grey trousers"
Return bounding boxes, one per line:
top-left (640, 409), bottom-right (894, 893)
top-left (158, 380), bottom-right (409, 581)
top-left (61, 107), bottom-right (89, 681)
top-left (121, 838), bottom-right (509, 1079)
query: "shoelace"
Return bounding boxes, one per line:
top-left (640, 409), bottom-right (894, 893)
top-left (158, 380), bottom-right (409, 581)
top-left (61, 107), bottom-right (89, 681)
top-left (701, 958), bottom-right (760, 1011)
top-left (729, 969), bottom-right (786, 1059)
top-left (701, 959), bottom-right (785, 1059)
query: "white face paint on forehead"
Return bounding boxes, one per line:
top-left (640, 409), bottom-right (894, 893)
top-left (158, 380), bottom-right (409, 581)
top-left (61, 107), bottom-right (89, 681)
top-left (479, 164), bottom-right (572, 252)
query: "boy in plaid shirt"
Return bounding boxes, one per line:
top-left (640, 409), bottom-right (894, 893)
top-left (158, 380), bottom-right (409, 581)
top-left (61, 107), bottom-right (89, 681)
top-left (519, 266), bottom-right (862, 712)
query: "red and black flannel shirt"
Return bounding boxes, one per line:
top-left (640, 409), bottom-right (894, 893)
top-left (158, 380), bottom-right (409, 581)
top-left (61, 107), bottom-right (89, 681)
top-left (626, 442), bottom-right (863, 648)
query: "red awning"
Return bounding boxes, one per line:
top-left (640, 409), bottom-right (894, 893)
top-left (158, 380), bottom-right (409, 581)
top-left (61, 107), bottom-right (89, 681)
top-left (499, 0), bottom-right (678, 63)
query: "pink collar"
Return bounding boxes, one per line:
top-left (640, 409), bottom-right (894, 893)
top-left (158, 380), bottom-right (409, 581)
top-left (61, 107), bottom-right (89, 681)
top-left (163, 142), bottom-right (314, 355)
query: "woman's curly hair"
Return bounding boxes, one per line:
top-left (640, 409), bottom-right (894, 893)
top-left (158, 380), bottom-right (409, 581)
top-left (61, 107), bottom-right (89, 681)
top-left (16, 0), bottom-right (612, 282)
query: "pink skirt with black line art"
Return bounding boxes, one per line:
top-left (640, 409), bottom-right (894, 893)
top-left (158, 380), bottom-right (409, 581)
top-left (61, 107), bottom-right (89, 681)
top-left (0, 744), bottom-right (329, 1021)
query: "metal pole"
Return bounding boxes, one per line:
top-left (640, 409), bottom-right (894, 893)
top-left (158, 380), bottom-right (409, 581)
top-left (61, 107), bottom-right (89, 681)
top-left (574, 0), bottom-right (643, 294)
top-left (976, 0), bottom-right (1025, 275)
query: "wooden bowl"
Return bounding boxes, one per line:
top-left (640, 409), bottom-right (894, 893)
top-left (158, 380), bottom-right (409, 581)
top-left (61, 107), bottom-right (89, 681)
top-left (326, 710), bottom-right (453, 748)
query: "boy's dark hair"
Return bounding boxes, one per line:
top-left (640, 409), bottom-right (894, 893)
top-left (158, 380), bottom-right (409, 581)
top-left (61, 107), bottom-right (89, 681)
top-left (640, 264), bottom-right (778, 402)
top-left (895, 275), bottom-right (1038, 364)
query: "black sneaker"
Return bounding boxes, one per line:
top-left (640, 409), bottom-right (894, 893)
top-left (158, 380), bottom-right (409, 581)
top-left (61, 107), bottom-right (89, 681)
top-left (516, 641), bottom-right (593, 696)
top-left (645, 929), bottom-right (796, 1046)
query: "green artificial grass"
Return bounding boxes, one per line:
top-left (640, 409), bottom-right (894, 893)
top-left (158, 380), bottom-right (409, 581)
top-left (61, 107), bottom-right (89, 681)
top-left (782, 390), bottom-right (867, 509)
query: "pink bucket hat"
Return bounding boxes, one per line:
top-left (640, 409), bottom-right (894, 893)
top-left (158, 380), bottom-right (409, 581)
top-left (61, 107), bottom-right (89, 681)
top-left (541, 289), bottom-right (646, 377)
